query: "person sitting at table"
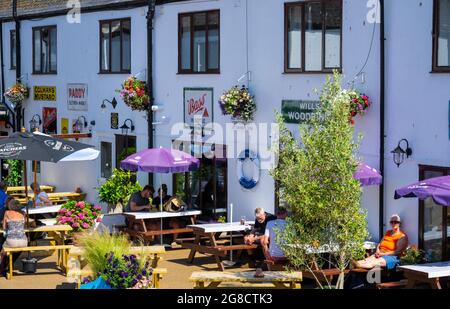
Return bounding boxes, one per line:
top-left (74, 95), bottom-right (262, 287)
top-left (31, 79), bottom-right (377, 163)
top-left (353, 214), bottom-right (408, 270)
top-left (261, 207), bottom-right (288, 263)
top-left (125, 186), bottom-right (159, 232)
top-left (0, 181), bottom-right (8, 222)
top-left (244, 207), bottom-right (277, 245)
top-left (30, 182), bottom-right (52, 207)
top-left (0, 200), bottom-right (28, 276)
top-left (152, 184), bottom-right (172, 208)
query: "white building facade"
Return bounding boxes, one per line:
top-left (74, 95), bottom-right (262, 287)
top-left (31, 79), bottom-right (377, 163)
top-left (0, 0), bottom-right (449, 261)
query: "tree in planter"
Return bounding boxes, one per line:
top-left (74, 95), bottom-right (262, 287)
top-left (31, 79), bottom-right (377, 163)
top-left (271, 72), bottom-right (369, 289)
top-left (98, 169), bottom-right (142, 213)
top-left (3, 160), bottom-right (23, 186)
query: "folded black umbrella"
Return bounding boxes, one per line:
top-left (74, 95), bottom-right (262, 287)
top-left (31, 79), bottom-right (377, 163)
top-left (0, 131), bottom-right (94, 162)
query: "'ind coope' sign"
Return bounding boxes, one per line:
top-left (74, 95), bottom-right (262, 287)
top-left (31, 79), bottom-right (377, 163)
top-left (281, 100), bottom-right (320, 124)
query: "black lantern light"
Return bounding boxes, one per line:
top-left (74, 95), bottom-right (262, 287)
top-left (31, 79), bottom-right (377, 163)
top-left (101, 97), bottom-right (118, 112)
top-left (391, 139), bottom-right (412, 167)
top-left (120, 118), bottom-right (135, 135)
top-left (29, 114), bottom-right (42, 131)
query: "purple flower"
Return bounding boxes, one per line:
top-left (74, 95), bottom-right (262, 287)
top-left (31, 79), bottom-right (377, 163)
top-left (78, 213), bottom-right (85, 220)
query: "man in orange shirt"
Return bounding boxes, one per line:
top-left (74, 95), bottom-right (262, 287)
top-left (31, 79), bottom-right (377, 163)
top-left (354, 214), bottom-right (408, 270)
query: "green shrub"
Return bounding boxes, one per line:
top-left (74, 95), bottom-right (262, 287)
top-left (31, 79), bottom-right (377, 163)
top-left (98, 169), bottom-right (142, 205)
top-left (3, 160), bottom-right (23, 186)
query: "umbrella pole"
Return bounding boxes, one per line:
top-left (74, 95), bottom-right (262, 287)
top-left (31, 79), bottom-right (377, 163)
top-left (160, 173), bottom-right (163, 246)
top-left (23, 160), bottom-right (29, 228)
top-left (33, 161), bottom-right (37, 208)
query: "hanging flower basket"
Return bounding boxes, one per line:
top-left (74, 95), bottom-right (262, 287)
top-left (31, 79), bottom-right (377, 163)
top-left (348, 90), bottom-right (370, 125)
top-left (4, 83), bottom-right (29, 105)
top-left (116, 76), bottom-right (150, 111)
top-left (219, 85), bottom-right (256, 123)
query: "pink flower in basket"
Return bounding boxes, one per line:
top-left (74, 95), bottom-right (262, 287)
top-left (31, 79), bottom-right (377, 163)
top-left (76, 201), bottom-right (86, 209)
top-left (78, 213), bottom-right (85, 220)
top-left (67, 211), bottom-right (72, 216)
top-left (72, 222), bottom-right (80, 229)
top-left (96, 217), bottom-right (103, 223)
top-left (59, 208), bottom-right (67, 213)
top-left (94, 205), bottom-right (102, 211)
top-left (82, 222), bottom-right (90, 229)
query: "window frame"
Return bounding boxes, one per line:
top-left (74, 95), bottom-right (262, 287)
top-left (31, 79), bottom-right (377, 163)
top-left (32, 25), bottom-right (57, 75)
top-left (178, 9), bottom-right (221, 74)
top-left (10, 30), bottom-right (16, 70)
top-left (284, 0), bottom-right (342, 74)
top-left (432, 0), bottom-right (450, 73)
top-left (98, 17), bottom-right (132, 74)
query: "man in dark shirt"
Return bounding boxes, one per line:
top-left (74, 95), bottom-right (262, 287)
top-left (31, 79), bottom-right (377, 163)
top-left (152, 184), bottom-right (172, 209)
top-left (125, 185), bottom-right (154, 212)
top-left (244, 208), bottom-right (277, 245)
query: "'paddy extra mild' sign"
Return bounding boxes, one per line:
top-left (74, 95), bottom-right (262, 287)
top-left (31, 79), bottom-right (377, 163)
top-left (67, 84), bottom-right (88, 111)
top-left (281, 100), bottom-right (320, 124)
top-left (183, 88), bottom-right (213, 128)
top-left (34, 86), bottom-right (57, 101)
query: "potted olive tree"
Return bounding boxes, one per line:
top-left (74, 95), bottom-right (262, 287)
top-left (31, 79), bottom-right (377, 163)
top-left (98, 169), bottom-right (142, 214)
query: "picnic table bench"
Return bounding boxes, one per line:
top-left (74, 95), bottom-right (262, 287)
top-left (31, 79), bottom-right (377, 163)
top-left (190, 271), bottom-right (302, 289)
top-left (398, 261), bottom-right (450, 289)
top-left (16, 192), bottom-right (85, 205)
top-left (6, 185), bottom-right (55, 193)
top-left (181, 223), bottom-right (256, 271)
top-left (123, 210), bottom-right (201, 241)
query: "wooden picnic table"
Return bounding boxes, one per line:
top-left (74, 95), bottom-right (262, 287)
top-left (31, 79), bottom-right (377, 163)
top-left (16, 192), bottom-right (85, 205)
top-left (27, 205), bottom-right (62, 215)
top-left (398, 261), bottom-right (450, 289)
top-left (6, 185), bottom-right (55, 193)
top-left (123, 210), bottom-right (201, 240)
top-left (182, 222), bottom-right (256, 271)
top-left (190, 271), bottom-right (302, 289)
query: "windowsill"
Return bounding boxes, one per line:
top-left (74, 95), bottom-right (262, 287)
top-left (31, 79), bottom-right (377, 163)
top-left (283, 70), bottom-right (341, 75)
top-left (32, 72), bottom-right (58, 75)
top-left (98, 71), bottom-right (132, 75)
top-left (430, 69), bottom-right (450, 73)
top-left (177, 71), bottom-right (221, 75)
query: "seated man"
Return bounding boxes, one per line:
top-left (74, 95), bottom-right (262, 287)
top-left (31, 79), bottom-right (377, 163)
top-left (30, 182), bottom-right (52, 207)
top-left (152, 184), bottom-right (172, 209)
top-left (244, 207), bottom-right (277, 245)
top-left (125, 185), bottom-right (159, 232)
top-left (354, 214), bottom-right (408, 270)
top-left (262, 208), bottom-right (288, 263)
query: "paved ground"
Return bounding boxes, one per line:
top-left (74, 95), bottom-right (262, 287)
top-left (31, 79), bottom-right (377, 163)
top-left (0, 248), bottom-right (262, 289)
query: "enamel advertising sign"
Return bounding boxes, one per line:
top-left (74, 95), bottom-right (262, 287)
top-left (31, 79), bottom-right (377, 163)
top-left (183, 88), bottom-right (213, 128)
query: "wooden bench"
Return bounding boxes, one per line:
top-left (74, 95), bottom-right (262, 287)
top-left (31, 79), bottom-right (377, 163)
top-left (125, 227), bottom-right (193, 238)
top-left (190, 271), bottom-right (302, 289)
top-left (68, 267), bottom-right (168, 289)
top-left (376, 279), bottom-right (408, 289)
top-left (3, 245), bottom-right (74, 279)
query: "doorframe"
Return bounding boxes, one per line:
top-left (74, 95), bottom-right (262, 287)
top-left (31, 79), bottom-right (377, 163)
top-left (418, 164), bottom-right (450, 261)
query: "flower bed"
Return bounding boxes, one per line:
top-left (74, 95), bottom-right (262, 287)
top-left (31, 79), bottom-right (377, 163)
top-left (117, 76), bottom-right (150, 111)
top-left (56, 201), bottom-right (102, 232)
top-left (4, 83), bottom-right (29, 105)
top-left (219, 86), bottom-right (256, 122)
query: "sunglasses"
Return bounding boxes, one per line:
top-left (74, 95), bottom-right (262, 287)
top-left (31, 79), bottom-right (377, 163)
top-left (390, 221), bottom-right (400, 224)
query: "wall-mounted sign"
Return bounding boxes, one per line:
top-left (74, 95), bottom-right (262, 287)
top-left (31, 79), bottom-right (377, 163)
top-left (183, 88), bottom-right (213, 128)
top-left (111, 113), bottom-right (119, 130)
top-left (281, 100), bottom-right (320, 124)
top-left (61, 118), bottom-right (69, 134)
top-left (42, 107), bottom-right (57, 134)
top-left (34, 86), bottom-right (57, 101)
top-left (67, 84), bottom-right (88, 111)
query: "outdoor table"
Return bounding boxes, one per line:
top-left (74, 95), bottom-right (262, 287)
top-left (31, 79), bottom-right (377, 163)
top-left (182, 222), bottom-right (255, 271)
top-left (17, 192), bottom-right (84, 205)
top-left (27, 205), bottom-right (62, 215)
top-left (190, 271), bottom-right (302, 289)
top-left (123, 210), bottom-right (201, 241)
top-left (398, 261), bottom-right (450, 289)
top-left (6, 185), bottom-right (55, 193)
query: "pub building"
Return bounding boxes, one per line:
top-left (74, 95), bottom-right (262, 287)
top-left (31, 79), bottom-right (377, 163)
top-left (0, 0), bottom-right (449, 261)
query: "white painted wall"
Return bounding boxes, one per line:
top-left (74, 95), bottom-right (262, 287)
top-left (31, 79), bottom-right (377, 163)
top-left (0, 0), bottom-right (448, 246)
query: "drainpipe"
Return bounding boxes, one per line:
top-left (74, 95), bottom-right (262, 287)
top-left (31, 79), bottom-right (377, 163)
top-left (146, 0), bottom-right (155, 186)
top-left (0, 20), bottom-right (16, 129)
top-left (13, 0), bottom-right (22, 132)
top-left (379, 0), bottom-right (386, 241)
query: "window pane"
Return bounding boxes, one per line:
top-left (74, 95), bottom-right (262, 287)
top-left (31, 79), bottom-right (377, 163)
top-left (101, 142), bottom-right (112, 179)
top-left (287, 5), bottom-right (302, 69)
top-left (41, 28), bottom-right (50, 73)
top-left (325, 1), bottom-right (341, 68)
top-left (305, 2), bottom-right (323, 71)
top-left (208, 12), bottom-right (219, 70)
top-left (111, 21), bottom-right (121, 72)
top-left (11, 31), bottom-right (16, 68)
top-left (33, 30), bottom-right (41, 72)
top-left (122, 20), bottom-right (131, 71)
top-left (193, 13), bottom-right (206, 72)
top-left (101, 22), bottom-right (110, 71)
top-left (50, 28), bottom-right (57, 72)
top-left (181, 16), bottom-right (191, 70)
top-left (438, 0), bottom-right (450, 66)
top-left (423, 170), bottom-right (444, 262)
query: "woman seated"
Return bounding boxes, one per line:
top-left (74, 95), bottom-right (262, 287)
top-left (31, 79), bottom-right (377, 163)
top-left (354, 214), bottom-right (408, 270)
top-left (0, 200), bottom-right (28, 275)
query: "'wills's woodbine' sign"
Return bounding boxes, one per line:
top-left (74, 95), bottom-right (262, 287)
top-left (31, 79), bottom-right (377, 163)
top-left (281, 100), bottom-right (320, 124)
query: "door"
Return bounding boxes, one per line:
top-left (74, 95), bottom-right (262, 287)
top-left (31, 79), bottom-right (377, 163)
top-left (419, 165), bottom-right (450, 262)
top-left (115, 134), bottom-right (136, 169)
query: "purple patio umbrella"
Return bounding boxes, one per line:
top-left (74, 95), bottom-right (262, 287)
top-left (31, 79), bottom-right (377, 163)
top-left (394, 175), bottom-right (450, 206)
top-left (354, 163), bottom-right (383, 187)
top-left (121, 147), bottom-right (200, 245)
